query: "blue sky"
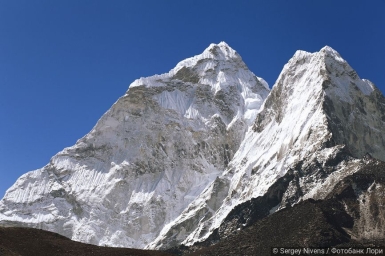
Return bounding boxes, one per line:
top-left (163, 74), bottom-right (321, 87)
top-left (0, 1), bottom-right (384, 197)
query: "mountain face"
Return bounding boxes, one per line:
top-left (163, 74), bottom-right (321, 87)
top-left (0, 42), bottom-right (269, 248)
top-left (1, 43), bottom-right (384, 251)
top-left (148, 46), bottom-right (385, 249)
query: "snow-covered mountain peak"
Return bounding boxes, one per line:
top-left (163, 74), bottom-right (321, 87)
top-left (253, 45), bottom-right (385, 162)
top-left (320, 45), bottom-right (341, 55)
top-left (202, 41), bottom-right (238, 60)
top-left (319, 48), bottom-right (375, 98)
top-left (0, 42), bottom-right (270, 249)
top-left (277, 46), bottom-right (376, 101)
top-left (288, 46), bottom-right (345, 69)
top-left (128, 42), bottom-right (262, 93)
top-left (319, 45), bottom-right (346, 62)
top-left (290, 45), bottom-right (343, 63)
top-left (171, 41), bottom-right (240, 73)
top-left (127, 42), bottom-right (269, 125)
top-left (291, 49), bottom-right (312, 61)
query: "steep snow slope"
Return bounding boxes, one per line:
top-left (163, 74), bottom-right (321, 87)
top-left (0, 42), bottom-right (269, 248)
top-left (149, 46), bottom-right (385, 249)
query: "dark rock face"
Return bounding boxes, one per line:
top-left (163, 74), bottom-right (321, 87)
top-left (323, 91), bottom-right (385, 162)
top-left (200, 171), bottom-right (296, 246)
top-left (189, 200), bottom-right (351, 256)
top-left (326, 160), bottom-right (385, 242)
top-left (173, 67), bottom-right (200, 84)
top-left (185, 147), bottom-right (353, 249)
top-left (184, 159), bottom-right (385, 255)
top-left (218, 173), bottom-right (294, 236)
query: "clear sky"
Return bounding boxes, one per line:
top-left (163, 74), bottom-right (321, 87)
top-left (0, 1), bottom-right (384, 198)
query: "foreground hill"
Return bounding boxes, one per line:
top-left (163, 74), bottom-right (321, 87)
top-left (0, 227), bottom-right (172, 256)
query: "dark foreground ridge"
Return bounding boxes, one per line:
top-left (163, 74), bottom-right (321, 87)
top-left (0, 227), bottom-right (172, 256)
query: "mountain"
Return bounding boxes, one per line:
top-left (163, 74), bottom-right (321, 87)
top-left (1, 43), bottom-right (384, 252)
top-left (0, 42), bottom-right (269, 248)
top-left (148, 46), bottom-right (385, 249)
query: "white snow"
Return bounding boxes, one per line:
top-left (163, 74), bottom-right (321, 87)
top-left (359, 79), bottom-right (375, 95)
